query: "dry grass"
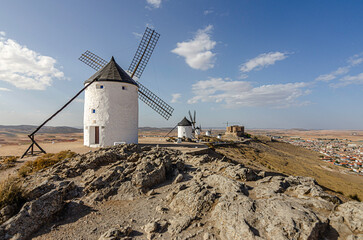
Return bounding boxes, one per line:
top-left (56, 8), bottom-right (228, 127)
top-left (0, 177), bottom-right (24, 209)
top-left (216, 136), bottom-right (363, 201)
top-left (18, 150), bottom-right (76, 177)
top-left (0, 156), bottom-right (18, 170)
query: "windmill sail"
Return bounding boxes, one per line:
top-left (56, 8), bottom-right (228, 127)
top-left (128, 27), bottom-right (160, 79)
top-left (137, 81), bottom-right (173, 120)
top-left (79, 28), bottom-right (173, 121)
top-left (79, 50), bottom-right (108, 71)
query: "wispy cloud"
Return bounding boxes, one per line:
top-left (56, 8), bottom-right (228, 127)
top-left (146, 0), bottom-right (161, 9)
top-left (315, 67), bottom-right (350, 82)
top-left (348, 54), bottom-right (363, 66)
top-left (331, 73), bottom-right (363, 88)
top-left (316, 53), bottom-right (363, 82)
top-left (0, 32), bottom-right (65, 90)
top-left (204, 10), bottom-right (214, 15)
top-left (188, 77), bottom-right (310, 108)
top-left (132, 32), bottom-right (143, 39)
top-left (240, 52), bottom-right (289, 73)
top-left (171, 25), bottom-right (216, 71)
top-left (171, 93), bottom-right (181, 103)
top-left (0, 87), bottom-right (10, 91)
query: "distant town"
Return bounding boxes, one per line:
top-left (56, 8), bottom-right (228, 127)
top-left (269, 134), bottom-right (363, 176)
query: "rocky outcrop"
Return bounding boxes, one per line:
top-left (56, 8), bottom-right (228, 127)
top-left (1, 181), bottom-right (76, 240)
top-left (0, 144), bottom-right (362, 240)
top-left (329, 201), bottom-right (363, 239)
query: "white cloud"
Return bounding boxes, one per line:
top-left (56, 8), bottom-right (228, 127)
top-left (331, 73), bottom-right (363, 88)
top-left (240, 52), bottom-right (289, 73)
top-left (0, 31), bottom-right (5, 37)
top-left (171, 93), bottom-right (181, 103)
top-left (188, 77), bottom-right (310, 108)
top-left (171, 25), bottom-right (216, 71)
top-left (204, 10), bottom-right (214, 15)
top-left (146, 0), bottom-right (161, 8)
top-left (348, 54), bottom-right (363, 66)
top-left (0, 87), bottom-right (10, 91)
top-left (0, 34), bottom-right (64, 90)
top-left (132, 32), bottom-right (143, 39)
top-left (316, 53), bottom-right (363, 82)
top-left (315, 67), bottom-right (350, 82)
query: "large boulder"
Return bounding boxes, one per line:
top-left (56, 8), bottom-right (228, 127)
top-left (0, 181), bottom-right (75, 240)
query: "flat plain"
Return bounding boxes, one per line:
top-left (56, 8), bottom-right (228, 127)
top-left (0, 127), bottom-right (362, 200)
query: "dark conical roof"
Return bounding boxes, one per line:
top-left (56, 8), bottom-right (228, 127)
top-left (178, 117), bottom-right (192, 126)
top-left (85, 57), bottom-right (138, 86)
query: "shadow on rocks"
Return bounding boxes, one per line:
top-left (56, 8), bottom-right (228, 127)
top-left (31, 201), bottom-right (95, 238)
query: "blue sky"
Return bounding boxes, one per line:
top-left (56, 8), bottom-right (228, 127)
top-left (0, 0), bottom-right (362, 129)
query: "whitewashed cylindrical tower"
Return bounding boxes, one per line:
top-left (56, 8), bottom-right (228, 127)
top-left (84, 57), bottom-right (138, 147)
top-left (177, 117), bottom-right (193, 139)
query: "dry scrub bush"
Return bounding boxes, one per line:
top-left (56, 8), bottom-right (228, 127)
top-left (19, 150), bottom-right (76, 177)
top-left (0, 156), bottom-right (18, 170)
top-left (0, 177), bottom-right (24, 209)
top-left (349, 194), bottom-right (361, 202)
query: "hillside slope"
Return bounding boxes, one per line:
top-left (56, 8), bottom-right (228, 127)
top-left (1, 145), bottom-right (362, 239)
top-left (215, 137), bottom-right (363, 201)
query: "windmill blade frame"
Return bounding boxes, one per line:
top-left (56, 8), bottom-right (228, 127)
top-left (137, 81), bottom-right (173, 120)
top-left (79, 50), bottom-right (108, 71)
top-left (128, 27), bottom-right (160, 79)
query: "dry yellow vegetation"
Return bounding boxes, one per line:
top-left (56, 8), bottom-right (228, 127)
top-left (18, 150), bottom-right (76, 177)
top-left (216, 136), bottom-right (363, 201)
top-left (0, 156), bottom-right (18, 170)
top-left (0, 177), bottom-right (24, 209)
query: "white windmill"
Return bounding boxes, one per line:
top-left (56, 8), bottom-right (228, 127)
top-left (83, 57), bottom-right (139, 146)
top-left (20, 27), bottom-right (174, 157)
top-left (206, 129), bottom-right (212, 136)
top-left (79, 28), bottom-right (174, 147)
top-left (177, 117), bottom-right (193, 139)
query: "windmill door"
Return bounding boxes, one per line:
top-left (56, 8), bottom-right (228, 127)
top-left (95, 126), bottom-right (99, 144)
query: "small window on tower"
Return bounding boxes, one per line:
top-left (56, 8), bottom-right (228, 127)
top-left (92, 109), bottom-right (96, 113)
top-left (122, 86), bottom-right (126, 90)
top-left (96, 84), bottom-right (104, 89)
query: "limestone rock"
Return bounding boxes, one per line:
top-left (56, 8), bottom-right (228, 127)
top-left (1, 181), bottom-right (75, 240)
top-left (173, 174), bottom-right (183, 183)
top-left (329, 201), bottom-right (363, 238)
top-left (98, 226), bottom-right (132, 240)
top-left (224, 164), bottom-right (259, 181)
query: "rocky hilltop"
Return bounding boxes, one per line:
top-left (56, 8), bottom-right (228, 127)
top-left (0, 145), bottom-right (362, 240)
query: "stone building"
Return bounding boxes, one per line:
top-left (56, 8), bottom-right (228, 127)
top-left (225, 125), bottom-right (245, 137)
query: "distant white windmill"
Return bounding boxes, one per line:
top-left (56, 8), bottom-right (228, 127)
top-left (206, 129), bottom-right (212, 136)
top-left (177, 117), bottom-right (193, 139)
